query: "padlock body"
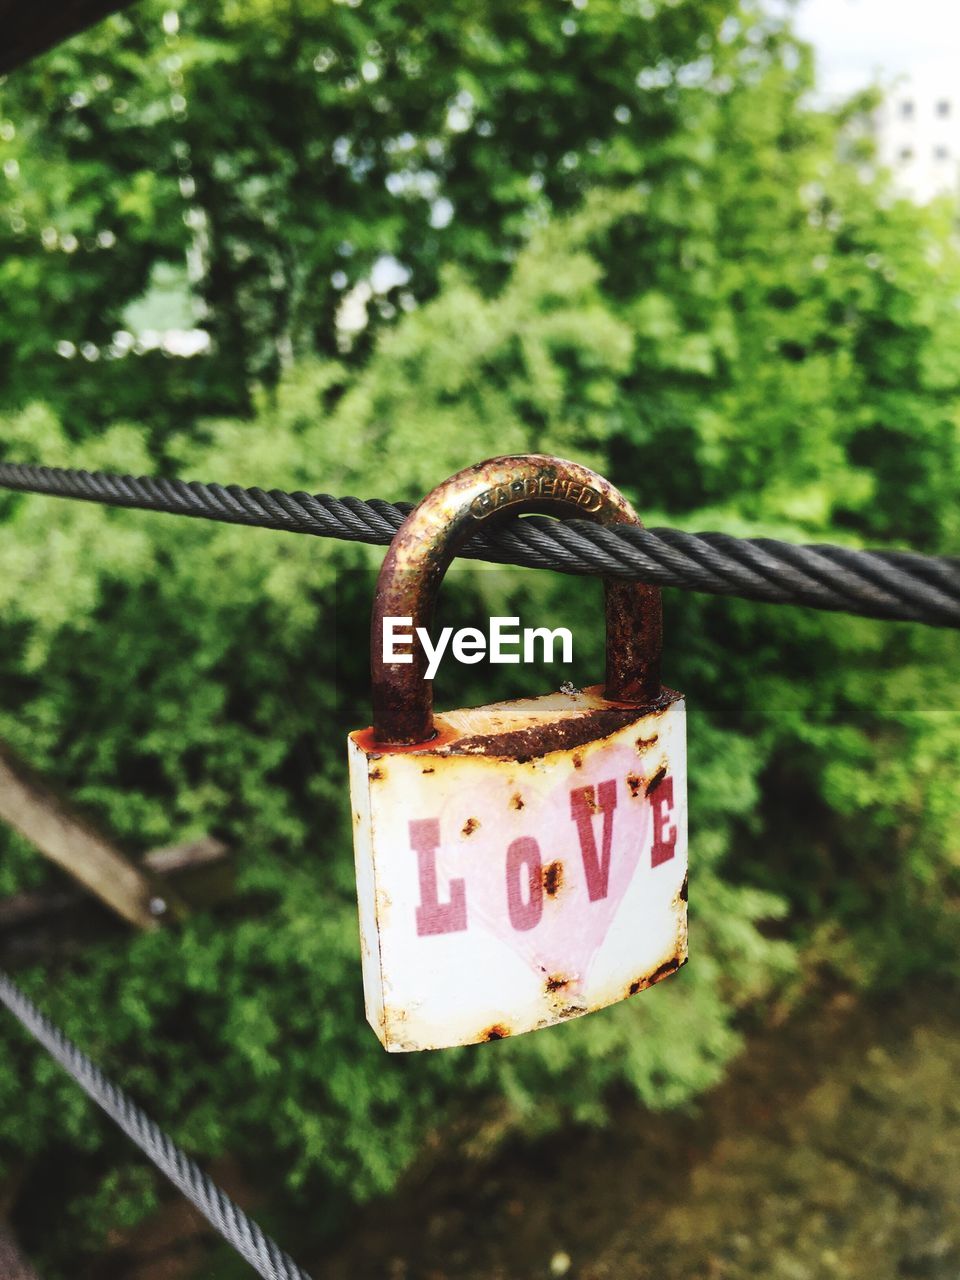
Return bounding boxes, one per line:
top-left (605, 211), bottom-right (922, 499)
top-left (348, 685), bottom-right (687, 1052)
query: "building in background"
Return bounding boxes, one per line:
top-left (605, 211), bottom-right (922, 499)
top-left (873, 79), bottom-right (960, 203)
top-left (792, 0), bottom-right (960, 205)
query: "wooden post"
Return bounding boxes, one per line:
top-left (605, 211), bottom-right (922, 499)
top-left (0, 744), bottom-right (169, 931)
top-left (0, 838), bottom-right (232, 967)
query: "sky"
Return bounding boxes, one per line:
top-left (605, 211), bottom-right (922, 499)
top-left (792, 0), bottom-right (960, 99)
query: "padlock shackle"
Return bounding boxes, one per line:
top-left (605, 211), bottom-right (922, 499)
top-left (370, 454), bottom-right (663, 745)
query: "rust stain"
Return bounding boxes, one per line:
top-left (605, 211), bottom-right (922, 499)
top-left (626, 773), bottom-right (642, 798)
top-left (443, 705), bottom-right (660, 762)
top-left (511, 792), bottom-right (525, 810)
top-left (545, 973), bottom-right (570, 992)
top-left (627, 954), bottom-right (684, 999)
top-left (645, 765), bottom-right (667, 796)
top-left (483, 1024), bottom-right (510, 1041)
top-left (351, 722), bottom-right (459, 756)
top-left (369, 766), bottom-right (385, 782)
top-left (557, 1004), bottom-right (587, 1020)
top-left (462, 817), bottom-right (480, 836)
top-left (421, 766), bottom-right (435, 774)
top-left (542, 860), bottom-right (563, 896)
top-left (651, 956), bottom-right (683, 983)
top-left (679, 873), bottom-right (688, 902)
top-left (572, 751), bottom-right (584, 769)
top-left (635, 734), bottom-right (659, 752)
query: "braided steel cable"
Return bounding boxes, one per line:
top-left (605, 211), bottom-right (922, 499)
top-left (0, 971), bottom-right (313, 1280)
top-left (1, 462), bottom-right (959, 626)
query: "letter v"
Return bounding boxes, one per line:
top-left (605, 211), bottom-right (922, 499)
top-left (569, 780), bottom-right (618, 901)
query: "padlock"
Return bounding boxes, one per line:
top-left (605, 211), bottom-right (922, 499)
top-left (348, 455), bottom-right (687, 1052)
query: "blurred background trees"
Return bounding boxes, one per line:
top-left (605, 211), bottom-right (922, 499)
top-left (1, 0), bottom-right (959, 1274)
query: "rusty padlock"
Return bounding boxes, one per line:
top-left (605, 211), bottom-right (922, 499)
top-left (348, 455), bottom-right (687, 1052)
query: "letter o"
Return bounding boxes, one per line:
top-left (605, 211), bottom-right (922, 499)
top-left (505, 836), bottom-right (543, 932)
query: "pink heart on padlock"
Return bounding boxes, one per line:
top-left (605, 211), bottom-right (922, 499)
top-left (436, 742), bottom-right (653, 995)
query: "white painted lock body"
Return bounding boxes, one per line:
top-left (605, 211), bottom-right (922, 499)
top-left (348, 685), bottom-right (687, 1052)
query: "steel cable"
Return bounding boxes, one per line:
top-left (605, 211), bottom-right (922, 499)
top-left (0, 971), bottom-right (313, 1280)
top-left (1, 461), bottom-right (958, 626)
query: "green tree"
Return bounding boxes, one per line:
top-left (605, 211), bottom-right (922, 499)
top-left (0, 0), bottom-right (738, 430)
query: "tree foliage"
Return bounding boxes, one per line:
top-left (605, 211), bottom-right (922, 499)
top-left (1, 0), bottom-right (959, 1273)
